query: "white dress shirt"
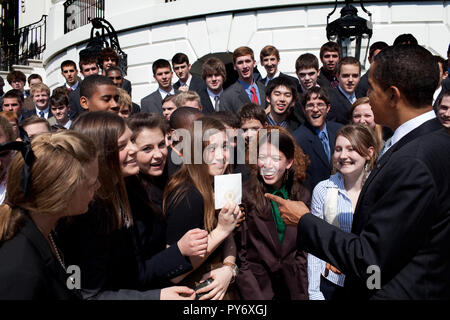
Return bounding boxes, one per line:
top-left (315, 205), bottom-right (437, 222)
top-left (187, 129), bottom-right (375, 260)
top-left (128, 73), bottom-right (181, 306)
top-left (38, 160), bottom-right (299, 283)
top-left (158, 87), bottom-right (175, 100)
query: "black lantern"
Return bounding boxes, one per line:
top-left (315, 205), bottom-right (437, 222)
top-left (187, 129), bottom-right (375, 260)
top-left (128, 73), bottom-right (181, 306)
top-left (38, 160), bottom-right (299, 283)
top-left (326, 0), bottom-right (373, 70)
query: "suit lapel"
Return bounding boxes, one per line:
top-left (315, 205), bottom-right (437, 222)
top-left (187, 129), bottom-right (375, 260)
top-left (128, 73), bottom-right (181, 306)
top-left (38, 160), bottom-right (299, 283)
top-left (355, 118), bottom-right (442, 214)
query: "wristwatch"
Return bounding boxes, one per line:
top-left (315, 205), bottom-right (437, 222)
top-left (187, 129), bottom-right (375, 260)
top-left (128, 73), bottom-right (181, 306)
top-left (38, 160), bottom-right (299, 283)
top-left (223, 261), bottom-right (239, 283)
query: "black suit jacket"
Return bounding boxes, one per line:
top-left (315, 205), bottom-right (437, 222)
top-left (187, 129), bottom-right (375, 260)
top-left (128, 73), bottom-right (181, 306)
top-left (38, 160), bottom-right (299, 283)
top-left (198, 88), bottom-right (217, 114)
top-left (327, 87), bottom-right (363, 125)
top-left (297, 118), bottom-right (450, 299)
top-left (356, 70), bottom-right (369, 97)
top-left (261, 72), bottom-right (298, 87)
top-left (22, 108), bottom-right (57, 126)
top-left (0, 215), bottom-right (81, 300)
top-left (292, 121), bottom-right (343, 189)
top-left (68, 86), bottom-right (84, 119)
top-left (173, 74), bottom-right (206, 96)
top-left (220, 80), bottom-right (267, 113)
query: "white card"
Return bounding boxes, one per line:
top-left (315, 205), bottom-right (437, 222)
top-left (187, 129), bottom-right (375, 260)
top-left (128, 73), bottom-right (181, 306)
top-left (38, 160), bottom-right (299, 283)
top-left (214, 173), bottom-right (242, 210)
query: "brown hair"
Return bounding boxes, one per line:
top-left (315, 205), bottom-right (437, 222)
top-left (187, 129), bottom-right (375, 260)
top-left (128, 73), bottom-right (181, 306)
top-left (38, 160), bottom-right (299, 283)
top-left (232, 46), bottom-right (254, 64)
top-left (350, 97), bottom-right (383, 153)
top-left (71, 111), bottom-right (132, 233)
top-left (98, 47), bottom-right (120, 67)
top-left (334, 124), bottom-right (379, 172)
top-left (260, 45), bottom-right (280, 61)
top-left (163, 117), bottom-right (230, 231)
top-left (245, 126), bottom-right (310, 219)
top-left (6, 71), bottom-right (26, 85)
top-left (336, 56), bottom-right (361, 75)
top-left (201, 57), bottom-right (226, 82)
top-left (0, 131), bottom-right (97, 242)
top-left (295, 53), bottom-right (319, 73)
top-left (0, 114), bottom-right (16, 141)
top-left (21, 116), bottom-right (51, 133)
top-left (320, 41), bottom-right (342, 60)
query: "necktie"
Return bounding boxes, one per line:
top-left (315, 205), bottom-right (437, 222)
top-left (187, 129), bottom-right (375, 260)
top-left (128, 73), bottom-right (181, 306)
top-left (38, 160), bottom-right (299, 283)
top-left (250, 87), bottom-right (259, 104)
top-left (39, 111), bottom-right (45, 119)
top-left (319, 131), bottom-right (330, 161)
top-left (377, 137), bottom-right (393, 161)
top-left (214, 96), bottom-right (220, 111)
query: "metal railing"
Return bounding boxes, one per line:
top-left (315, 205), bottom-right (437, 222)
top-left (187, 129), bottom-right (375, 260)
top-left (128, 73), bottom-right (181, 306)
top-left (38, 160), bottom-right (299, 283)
top-left (64, 0), bottom-right (105, 34)
top-left (0, 15), bottom-right (47, 70)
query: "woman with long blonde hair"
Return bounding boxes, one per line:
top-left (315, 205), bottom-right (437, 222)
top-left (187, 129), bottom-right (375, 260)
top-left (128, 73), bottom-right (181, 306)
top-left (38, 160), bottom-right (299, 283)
top-left (0, 131), bottom-right (99, 299)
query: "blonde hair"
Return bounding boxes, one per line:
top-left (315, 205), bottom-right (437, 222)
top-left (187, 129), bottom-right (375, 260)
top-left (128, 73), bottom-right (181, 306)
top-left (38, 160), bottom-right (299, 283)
top-left (174, 91), bottom-right (201, 108)
top-left (0, 131), bottom-right (97, 242)
top-left (30, 83), bottom-right (50, 97)
top-left (117, 88), bottom-right (132, 115)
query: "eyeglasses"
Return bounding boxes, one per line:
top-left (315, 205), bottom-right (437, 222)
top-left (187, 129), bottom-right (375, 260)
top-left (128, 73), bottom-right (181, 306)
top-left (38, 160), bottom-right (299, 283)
top-left (305, 103), bottom-right (328, 110)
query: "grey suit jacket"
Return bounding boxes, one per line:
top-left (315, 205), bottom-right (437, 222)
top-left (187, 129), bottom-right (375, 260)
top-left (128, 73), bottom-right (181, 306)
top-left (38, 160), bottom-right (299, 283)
top-left (220, 80), bottom-right (266, 113)
top-left (140, 90), bottom-right (163, 114)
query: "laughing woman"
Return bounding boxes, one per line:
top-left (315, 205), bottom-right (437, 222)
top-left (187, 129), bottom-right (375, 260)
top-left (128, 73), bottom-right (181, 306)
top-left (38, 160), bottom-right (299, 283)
top-left (307, 124), bottom-right (378, 300)
top-left (163, 116), bottom-right (244, 300)
top-left (235, 126), bottom-right (311, 300)
top-left (60, 111), bottom-right (197, 300)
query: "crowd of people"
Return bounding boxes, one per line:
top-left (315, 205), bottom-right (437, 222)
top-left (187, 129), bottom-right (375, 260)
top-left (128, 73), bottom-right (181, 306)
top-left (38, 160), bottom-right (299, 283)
top-left (0, 32), bottom-right (449, 300)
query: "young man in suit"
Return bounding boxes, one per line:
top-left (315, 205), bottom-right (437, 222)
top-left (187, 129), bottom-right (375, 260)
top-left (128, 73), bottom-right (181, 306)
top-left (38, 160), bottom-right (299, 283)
top-left (269, 44), bottom-right (450, 300)
top-left (140, 59), bottom-right (176, 114)
top-left (292, 87), bottom-right (342, 189)
top-left (57, 60), bottom-right (80, 92)
top-left (106, 66), bottom-right (140, 114)
top-left (317, 42), bottom-right (341, 89)
top-left (221, 46), bottom-right (266, 113)
top-left (2, 89), bottom-right (25, 122)
top-left (22, 83), bottom-right (56, 126)
top-left (171, 52), bottom-right (206, 95)
top-left (79, 75), bottom-right (119, 113)
top-left (68, 54), bottom-right (100, 119)
top-left (356, 41), bottom-right (388, 97)
top-left (436, 89), bottom-right (450, 130)
top-left (237, 102), bottom-right (267, 145)
top-left (260, 45), bottom-right (298, 87)
top-left (199, 57), bottom-right (226, 113)
top-left (265, 76), bottom-right (302, 133)
top-left (327, 57), bottom-right (363, 125)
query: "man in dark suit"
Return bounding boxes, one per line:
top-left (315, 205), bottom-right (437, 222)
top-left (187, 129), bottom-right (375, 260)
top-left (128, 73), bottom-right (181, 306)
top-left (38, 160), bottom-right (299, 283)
top-left (221, 46), bottom-right (266, 113)
top-left (171, 52), bottom-right (206, 96)
top-left (198, 57), bottom-right (226, 113)
top-left (140, 59), bottom-right (176, 114)
top-left (317, 41), bottom-right (341, 89)
top-left (327, 57), bottom-right (364, 125)
top-left (22, 83), bottom-right (56, 126)
top-left (356, 41), bottom-right (388, 97)
top-left (259, 45), bottom-right (298, 87)
top-left (269, 44), bottom-right (450, 300)
top-left (106, 66), bottom-right (140, 114)
top-left (55, 60), bottom-right (80, 93)
top-left (292, 87), bottom-right (342, 189)
top-left (436, 89), bottom-right (450, 130)
top-left (68, 55), bottom-right (100, 119)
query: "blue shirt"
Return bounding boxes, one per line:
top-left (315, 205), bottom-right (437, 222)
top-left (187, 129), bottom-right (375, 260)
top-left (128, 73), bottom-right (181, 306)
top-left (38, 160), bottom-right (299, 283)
top-left (307, 173), bottom-right (354, 300)
top-left (238, 79), bottom-right (261, 105)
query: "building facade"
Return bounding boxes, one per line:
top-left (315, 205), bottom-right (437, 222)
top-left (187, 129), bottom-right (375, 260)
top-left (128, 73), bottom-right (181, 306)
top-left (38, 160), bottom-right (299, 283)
top-left (2, 0), bottom-right (449, 103)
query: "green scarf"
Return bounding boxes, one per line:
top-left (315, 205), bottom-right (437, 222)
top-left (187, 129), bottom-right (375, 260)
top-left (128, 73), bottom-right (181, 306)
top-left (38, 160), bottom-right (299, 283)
top-left (269, 184), bottom-right (289, 243)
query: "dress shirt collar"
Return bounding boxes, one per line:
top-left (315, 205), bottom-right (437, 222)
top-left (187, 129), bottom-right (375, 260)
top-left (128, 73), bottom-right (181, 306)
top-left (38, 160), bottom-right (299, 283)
top-left (67, 81), bottom-right (79, 91)
top-left (313, 122), bottom-right (328, 138)
top-left (35, 106), bottom-right (50, 119)
top-left (207, 87), bottom-right (223, 99)
top-left (338, 86), bottom-right (356, 104)
top-left (390, 110), bottom-right (436, 147)
top-left (158, 87), bottom-right (175, 99)
top-left (179, 73), bottom-right (192, 88)
top-left (265, 70), bottom-right (281, 86)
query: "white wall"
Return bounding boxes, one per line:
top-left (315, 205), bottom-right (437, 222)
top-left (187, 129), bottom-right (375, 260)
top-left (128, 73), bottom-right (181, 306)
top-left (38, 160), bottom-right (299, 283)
top-left (42, 1), bottom-right (450, 104)
top-left (18, 0), bottom-right (51, 28)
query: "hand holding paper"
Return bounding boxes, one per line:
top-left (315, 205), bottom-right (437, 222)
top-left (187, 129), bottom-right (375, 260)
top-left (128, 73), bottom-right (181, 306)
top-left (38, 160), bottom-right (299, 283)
top-left (214, 173), bottom-right (242, 210)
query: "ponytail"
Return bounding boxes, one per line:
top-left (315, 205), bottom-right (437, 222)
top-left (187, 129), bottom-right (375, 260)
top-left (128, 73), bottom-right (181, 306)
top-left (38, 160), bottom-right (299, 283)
top-left (0, 203), bottom-right (25, 243)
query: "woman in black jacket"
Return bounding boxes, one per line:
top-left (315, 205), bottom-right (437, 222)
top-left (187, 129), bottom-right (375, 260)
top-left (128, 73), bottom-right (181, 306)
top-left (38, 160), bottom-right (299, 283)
top-left (0, 131), bottom-right (99, 299)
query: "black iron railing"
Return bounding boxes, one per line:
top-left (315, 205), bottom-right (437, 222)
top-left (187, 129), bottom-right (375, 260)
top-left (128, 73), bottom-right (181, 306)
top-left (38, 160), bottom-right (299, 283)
top-left (0, 15), bottom-right (47, 70)
top-left (64, 0), bottom-right (105, 34)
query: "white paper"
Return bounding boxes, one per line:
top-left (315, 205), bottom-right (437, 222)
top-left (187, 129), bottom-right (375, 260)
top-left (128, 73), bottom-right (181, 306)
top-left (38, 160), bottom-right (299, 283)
top-left (214, 173), bottom-right (242, 210)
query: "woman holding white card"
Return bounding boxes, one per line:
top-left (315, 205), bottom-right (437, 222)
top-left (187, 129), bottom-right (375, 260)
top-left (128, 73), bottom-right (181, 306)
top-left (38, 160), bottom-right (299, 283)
top-left (235, 126), bottom-right (311, 300)
top-left (163, 116), bottom-right (244, 300)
